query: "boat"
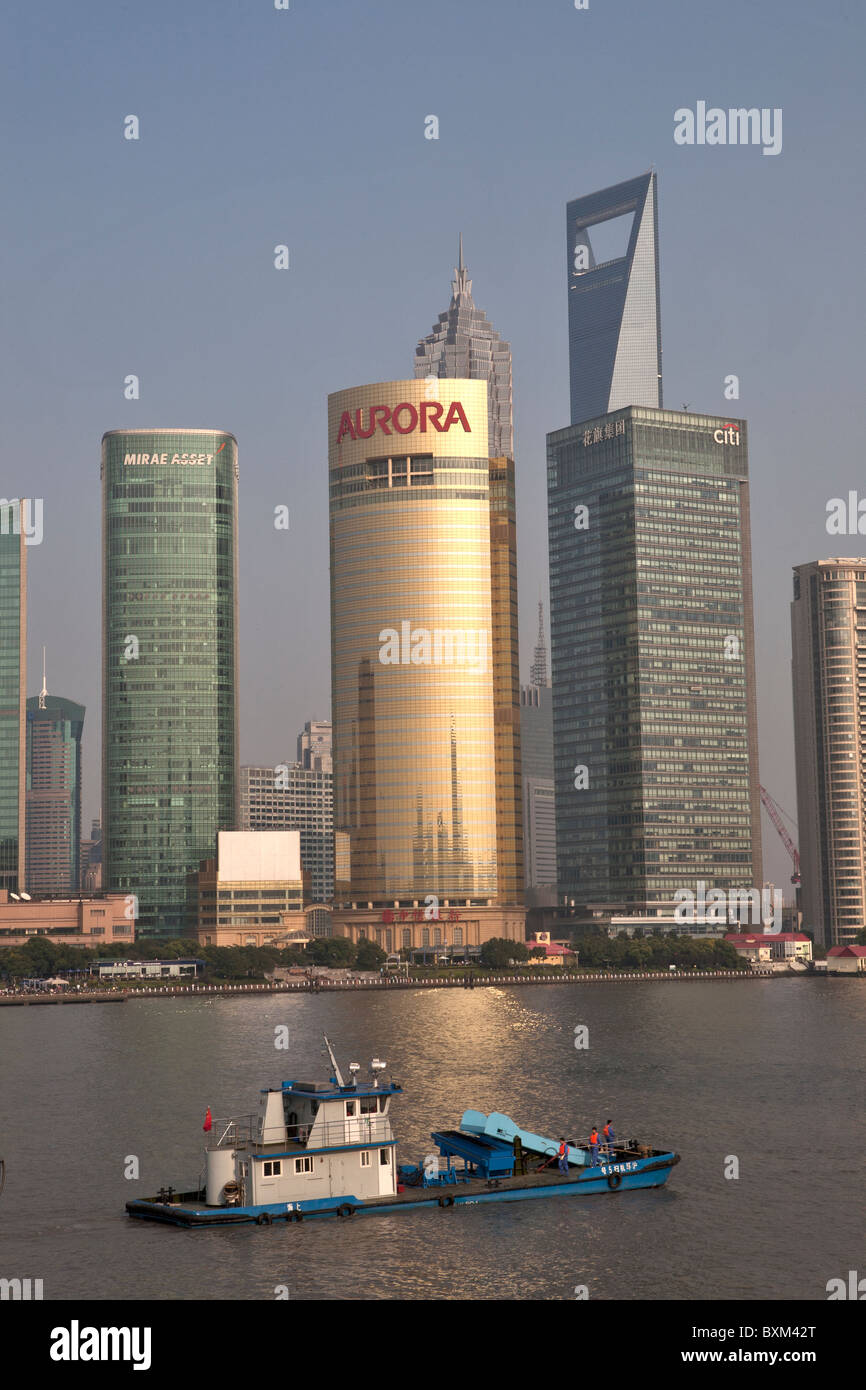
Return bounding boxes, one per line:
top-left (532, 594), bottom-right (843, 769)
top-left (126, 1036), bottom-right (680, 1227)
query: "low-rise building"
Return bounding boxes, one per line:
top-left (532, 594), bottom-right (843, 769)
top-left (723, 934), bottom-right (774, 964)
top-left (0, 889), bottom-right (133, 947)
top-left (723, 932), bottom-right (813, 965)
top-left (527, 931), bottom-right (575, 965)
top-left (330, 902), bottom-right (525, 955)
top-left (95, 958), bottom-right (203, 980)
top-left (826, 945), bottom-right (866, 974)
top-left (767, 932), bottom-right (812, 961)
top-left (192, 831), bottom-right (308, 948)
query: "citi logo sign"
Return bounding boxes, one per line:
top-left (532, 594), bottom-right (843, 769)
top-left (337, 400), bottom-right (470, 443)
top-left (379, 621), bottom-right (488, 673)
top-left (713, 424), bottom-right (741, 445)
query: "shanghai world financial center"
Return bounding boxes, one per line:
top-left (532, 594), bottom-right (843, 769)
top-left (550, 174), bottom-right (762, 911)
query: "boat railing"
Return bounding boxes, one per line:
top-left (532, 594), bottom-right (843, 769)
top-left (209, 1116), bottom-right (256, 1149)
top-left (306, 1116), bottom-right (393, 1147)
top-left (207, 1114), bottom-right (393, 1151)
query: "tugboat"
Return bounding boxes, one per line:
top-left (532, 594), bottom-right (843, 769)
top-left (126, 1037), bottom-right (680, 1227)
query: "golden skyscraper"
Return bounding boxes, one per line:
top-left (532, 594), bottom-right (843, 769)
top-left (328, 379), bottom-right (524, 954)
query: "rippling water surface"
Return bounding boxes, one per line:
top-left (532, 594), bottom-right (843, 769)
top-left (1, 979), bottom-right (863, 1300)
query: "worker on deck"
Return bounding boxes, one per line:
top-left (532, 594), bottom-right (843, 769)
top-left (603, 1120), bottom-right (615, 1158)
top-left (557, 1137), bottom-right (569, 1174)
top-left (588, 1127), bottom-right (600, 1165)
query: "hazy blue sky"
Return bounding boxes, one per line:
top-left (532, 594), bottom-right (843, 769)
top-left (2, 0), bottom-right (863, 887)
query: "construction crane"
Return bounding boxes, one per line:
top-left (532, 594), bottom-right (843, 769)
top-left (760, 785), bottom-right (801, 885)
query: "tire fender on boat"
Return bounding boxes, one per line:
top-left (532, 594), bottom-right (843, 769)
top-left (291, 1211), bottom-right (303, 1222)
top-left (438, 1194), bottom-right (455, 1208)
top-left (257, 1212), bottom-right (273, 1224)
top-left (606, 1173), bottom-right (623, 1190)
top-left (337, 1203), bottom-right (356, 1218)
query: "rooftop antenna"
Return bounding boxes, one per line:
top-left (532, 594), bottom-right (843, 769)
top-left (38, 646), bottom-right (47, 709)
top-left (323, 1033), bottom-right (345, 1088)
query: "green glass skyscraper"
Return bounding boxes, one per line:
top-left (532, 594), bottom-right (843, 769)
top-left (0, 509), bottom-right (26, 891)
top-left (547, 406), bottom-right (762, 910)
top-left (102, 430), bottom-right (239, 936)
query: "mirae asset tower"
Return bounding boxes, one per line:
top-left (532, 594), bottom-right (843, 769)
top-left (101, 429), bottom-right (239, 937)
top-left (328, 379), bottom-right (524, 952)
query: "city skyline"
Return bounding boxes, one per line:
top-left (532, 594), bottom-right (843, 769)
top-left (3, 0), bottom-right (861, 898)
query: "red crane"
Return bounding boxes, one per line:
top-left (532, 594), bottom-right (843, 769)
top-left (760, 785), bottom-right (801, 885)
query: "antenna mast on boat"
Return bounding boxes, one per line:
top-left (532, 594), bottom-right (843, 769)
top-left (323, 1034), bottom-right (345, 1087)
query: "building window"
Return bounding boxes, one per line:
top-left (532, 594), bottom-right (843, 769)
top-left (294, 1157), bottom-right (313, 1174)
top-left (360, 1151), bottom-right (371, 1168)
top-left (380, 1149), bottom-right (389, 1165)
top-left (345, 1101), bottom-right (356, 1117)
top-left (263, 1160), bottom-right (282, 1177)
top-left (360, 1096), bottom-right (377, 1114)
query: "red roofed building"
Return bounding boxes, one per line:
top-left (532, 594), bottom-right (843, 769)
top-left (527, 931), bottom-right (576, 966)
top-left (724, 932), bottom-right (812, 964)
top-left (826, 945), bottom-right (866, 974)
top-left (724, 934), bottom-right (773, 963)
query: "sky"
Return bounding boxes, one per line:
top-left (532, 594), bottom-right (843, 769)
top-left (2, 0), bottom-right (864, 888)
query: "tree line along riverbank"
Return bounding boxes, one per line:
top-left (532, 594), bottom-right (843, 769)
top-left (0, 968), bottom-right (775, 1005)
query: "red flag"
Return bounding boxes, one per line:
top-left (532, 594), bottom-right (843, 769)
top-left (203, 1107), bottom-right (212, 1133)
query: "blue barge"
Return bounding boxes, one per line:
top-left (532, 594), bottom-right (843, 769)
top-left (126, 1037), bottom-right (680, 1227)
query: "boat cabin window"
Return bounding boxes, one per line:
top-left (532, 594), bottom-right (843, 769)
top-left (360, 1096), bottom-right (377, 1115)
top-left (263, 1161), bottom-right (282, 1177)
top-left (345, 1101), bottom-right (356, 1117)
top-left (380, 1149), bottom-right (389, 1165)
top-left (360, 1151), bottom-right (371, 1167)
top-left (294, 1157), bottom-right (313, 1174)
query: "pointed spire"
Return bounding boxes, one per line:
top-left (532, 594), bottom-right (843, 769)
top-left (530, 602), bottom-right (550, 688)
top-left (38, 645), bottom-right (47, 709)
top-left (451, 233), bottom-right (473, 306)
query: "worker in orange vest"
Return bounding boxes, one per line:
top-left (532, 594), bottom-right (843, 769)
top-left (602, 1120), bottom-right (615, 1158)
top-left (557, 1137), bottom-right (569, 1174)
top-left (588, 1127), bottom-right (600, 1166)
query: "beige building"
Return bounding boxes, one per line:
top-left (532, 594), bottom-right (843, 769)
top-left (192, 830), bottom-right (308, 948)
top-left (792, 560), bottom-right (866, 946)
top-left (0, 889), bottom-right (133, 947)
top-left (826, 945), bottom-right (866, 974)
top-left (328, 379), bottom-right (524, 946)
top-left (332, 902), bottom-right (526, 954)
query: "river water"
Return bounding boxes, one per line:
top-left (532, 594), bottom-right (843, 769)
top-left (1, 978), bottom-right (863, 1301)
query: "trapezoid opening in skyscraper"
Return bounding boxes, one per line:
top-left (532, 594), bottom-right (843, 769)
top-left (567, 171), bottom-right (663, 426)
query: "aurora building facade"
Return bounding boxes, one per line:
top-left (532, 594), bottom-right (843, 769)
top-left (328, 379), bottom-right (524, 952)
top-left (102, 430), bottom-right (239, 936)
top-left (791, 559), bottom-right (866, 947)
top-left (547, 407), bottom-right (762, 911)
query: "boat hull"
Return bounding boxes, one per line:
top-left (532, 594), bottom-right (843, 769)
top-left (126, 1152), bottom-right (680, 1227)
